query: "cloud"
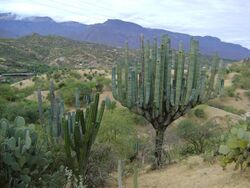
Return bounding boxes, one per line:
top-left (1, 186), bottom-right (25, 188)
top-left (1, 0), bottom-right (250, 48)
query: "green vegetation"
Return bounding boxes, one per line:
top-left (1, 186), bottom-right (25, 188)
top-left (0, 117), bottom-right (65, 187)
top-left (63, 94), bottom-right (105, 176)
top-left (1, 32), bottom-right (250, 187)
top-left (194, 108), bottom-right (206, 118)
top-left (219, 121), bottom-right (250, 170)
top-left (176, 120), bottom-right (220, 154)
top-left (98, 108), bottom-right (140, 158)
top-left (0, 34), bottom-right (123, 73)
top-left (225, 86), bottom-right (236, 97)
top-left (0, 94), bottom-right (106, 187)
top-left (112, 36), bottom-right (224, 166)
top-left (208, 101), bottom-right (246, 115)
top-left (229, 63), bottom-right (250, 89)
top-left (245, 90), bottom-right (250, 99)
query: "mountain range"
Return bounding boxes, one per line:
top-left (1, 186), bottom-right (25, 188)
top-left (1, 12), bottom-right (250, 60)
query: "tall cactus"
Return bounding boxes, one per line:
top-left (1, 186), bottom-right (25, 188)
top-left (37, 89), bottom-right (44, 126)
top-left (112, 36), bottom-right (224, 166)
top-left (63, 93), bottom-right (105, 175)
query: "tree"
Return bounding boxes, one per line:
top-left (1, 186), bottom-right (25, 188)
top-left (112, 35), bottom-right (224, 167)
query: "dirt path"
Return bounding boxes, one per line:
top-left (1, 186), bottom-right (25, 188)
top-left (224, 72), bottom-right (238, 87)
top-left (118, 156), bottom-right (250, 188)
top-left (11, 79), bottom-right (34, 89)
top-left (26, 90), bottom-right (49, 101)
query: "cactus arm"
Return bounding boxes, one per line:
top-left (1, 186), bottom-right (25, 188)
top-left (185, 38), bottom-right (196, 104)
top-left (63, 118), bottom-right (71, 160)
top-left (175, 42), bottom-right (184, 106)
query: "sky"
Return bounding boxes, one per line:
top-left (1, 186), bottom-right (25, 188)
top-left (1, 0), bottom-right (250, 49)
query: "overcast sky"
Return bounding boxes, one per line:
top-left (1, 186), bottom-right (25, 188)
top-left (1, 0), bottom-right (250, 48)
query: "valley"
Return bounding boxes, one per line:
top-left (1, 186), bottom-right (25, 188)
top-left (0, 6), bottom-right (250, 187)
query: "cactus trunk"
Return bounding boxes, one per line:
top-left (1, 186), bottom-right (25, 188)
top-left (154, 128), bottom-right (165, 167)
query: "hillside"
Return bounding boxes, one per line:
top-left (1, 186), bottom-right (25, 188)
top-left (1, 13), bottom-right (250, 60)
top-left (1, 33), bottom-right (233, 75)
top-left (0, 34), bottom-right (123, 72)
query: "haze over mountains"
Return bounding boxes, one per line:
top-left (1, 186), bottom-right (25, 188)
top-left (1, 12), bottom-right (250, 60)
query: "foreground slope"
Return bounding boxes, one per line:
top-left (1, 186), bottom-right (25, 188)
top-left (120, 156), bottom-right (250, 188)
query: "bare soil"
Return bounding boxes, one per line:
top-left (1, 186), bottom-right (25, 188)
top-left (118, 156), bottom-right (250, 188)
top-left (11, 79), bottom-right (34, 89)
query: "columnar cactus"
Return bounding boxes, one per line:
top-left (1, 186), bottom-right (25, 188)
top-left (47, 80), bottom-right (65, 139)
top-left (75, 88), bottom-right (80, 109)
top-left (63, 93), bottom-right (105, 175)
top-left (37, 89), bottom-right (44, 126)
top-left (112, 35), bottom-right (224, 166)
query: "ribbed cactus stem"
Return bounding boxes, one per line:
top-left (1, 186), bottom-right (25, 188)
top-left (49, 80), bottom-right (55, 120)
top-left (37, 89), bottom-right (44, 126)
top-left (185, 38), bottom-right (196, 104)
top-left (75, 88), bottom-right (80, 109)
top-left (175, 42), bottom-right (184, 106)
top-left (63, 93), bottom-right (105, 175)
top-left (112, 35), bottom-right (224, 167)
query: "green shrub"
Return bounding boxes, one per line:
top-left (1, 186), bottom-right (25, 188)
top-left (61, 79), bottom-right (95, 106)
top-left (176, 120), bottom-right (218, 154)
top-left (0, 84), bottom-right (17, 101)
top-left (105, 97), bottom-right (117, 111)
top-left (69, 71), bottom-right (81, 79)
top-left (0, 97), bottom-right (7, 119)
top-left (2, 101), bottom-right (39, 123)
top-left (97, 108), bottom-right (139, 159)
top-left (245, 90), bottom-right (250, 100)
top-left (194, 108), bottom-right (205, 118)
top-left (85, 143), bottom-right (118, 187)
top-left (16, 86), bottom-right (36, 99)
top-left (224, 106), bottom-right (246, 115)
top-left (225, 86), bottom-right (236, 97)
top-left (231, 64), bottom-right (250, 89)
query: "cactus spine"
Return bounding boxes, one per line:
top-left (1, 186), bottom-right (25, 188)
top-left (112, 36), bottom-right (224, 166)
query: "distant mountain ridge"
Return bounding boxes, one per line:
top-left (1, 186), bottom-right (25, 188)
top-left (1, 12), bottom-right (250, 60)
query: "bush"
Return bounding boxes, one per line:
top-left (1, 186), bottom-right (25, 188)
top-left (105, 97), bottom-right (117, 111)
top-left (85, 143), bottom-right (118, 187)
top-left (97, 108), bottom-right (139, 159)
top-left (69, 71), bottom-right (82, 80)
top-left (2, 101), bottom-right (39, 123)
top-left (231, 64), bottom-right (250, 89)
top-left (16, 86), bottom-right (36, 99)
top-left (245, 90), bottom-right (250, 100)
top-left (61, 79), bottom-right (95, 106)
top-left (194, 108), bottom-right (205, 118)
top-left (225, 86), bottom-right (236, 97)
top-left (176, 120), bottom-right (218, 154)
top-left (0, 84), bottom-right (17, 101)
top-left (223, 106), bottom-right (246, 115)
top-left (0, 97), bottom-right (7, 119)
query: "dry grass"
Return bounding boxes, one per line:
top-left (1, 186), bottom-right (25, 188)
top-left (111, 156), bottom-right (250, 188)
top-left (26, 90), bottom-right (49, 101)
top-left (224, 72), bottom-right (238, 87)
top-left (11, 79), bottom-right (34, 89)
